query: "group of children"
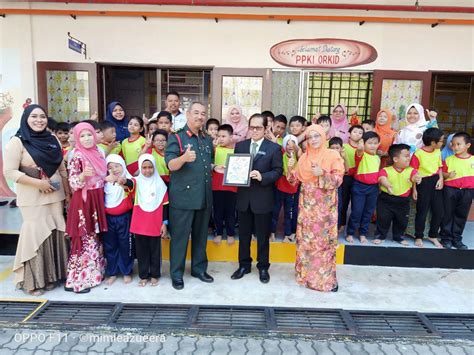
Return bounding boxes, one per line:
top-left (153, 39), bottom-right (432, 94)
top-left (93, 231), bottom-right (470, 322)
top-left (49, 102), bottom-right (472, 292)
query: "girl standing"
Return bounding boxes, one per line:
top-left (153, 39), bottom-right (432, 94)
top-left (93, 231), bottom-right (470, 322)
top-left (130, 154), bottom-right (169, 287)
top-left (65, 122), bottom-right (107, 293)
top-left (105, 102), bottom-right (129, 142)
top-left (121, 116), bottom-right (146, 175)
top-left (375, 109), bottom-right (397, 168)
top-left (103, 154), bottom-right (134, 285)
top-left (328, 104), bottom-right (350, 144)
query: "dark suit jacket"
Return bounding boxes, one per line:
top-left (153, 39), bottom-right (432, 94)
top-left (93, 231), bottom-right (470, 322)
top-left (234, 139), bottom-right (283, 214)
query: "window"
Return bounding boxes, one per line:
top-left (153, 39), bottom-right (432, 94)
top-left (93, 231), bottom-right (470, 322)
top-left (161, 69), bottom-right (211, 113)
top-left (306, 72), bottom-right (373, 121)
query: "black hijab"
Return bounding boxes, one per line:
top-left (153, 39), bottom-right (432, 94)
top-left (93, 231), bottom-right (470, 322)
top-left (15, 104), bottom-right (63, 178)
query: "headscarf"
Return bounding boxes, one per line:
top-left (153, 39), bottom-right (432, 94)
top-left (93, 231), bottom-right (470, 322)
top-left (105, 101), bottom-right (129, 142)
top-left (135, 154), bottom-right (167, 212)
top-left (329, 104), bottom-right (350, 143)
top-left (73, 122), bottom-right (107, 201)
top-left (296, 124), bottom-right (344, 183)
top-left (395, 103), bottom-right (428, 153)
top-left (282, 134), bottom-right (298, 153)
top-left (15, 104), bottom-right (63, 178)
top-left (375, 109), bottom-right (396, 153)
top-left (104, 154), bottom-right (132, 209)
top-left (224, 105), bottom-right (248, 143)
top-left (441, 133), bottom-right (455, 161)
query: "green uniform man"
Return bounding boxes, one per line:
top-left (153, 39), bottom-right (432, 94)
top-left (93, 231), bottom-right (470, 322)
top-left (165, 102), bottom-right (214, 290)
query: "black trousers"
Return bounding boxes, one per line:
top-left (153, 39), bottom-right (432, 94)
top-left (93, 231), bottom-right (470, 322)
top-left (376, 192), bottom-right (410, 242)
top-left (238, 207), bottom-right (271, 271)
top-left (135, 235), bottom-right (161, 279)
top-left (339, 175), bottom-right (354, 227)
top-left (213, 191), bottom-right (237, 236)
top-left (415, 174), bottom-right (444, 239)
top-left (169, 207), bottom-right (211, 280)
top-left (439, 186), bottom-right (473, 243)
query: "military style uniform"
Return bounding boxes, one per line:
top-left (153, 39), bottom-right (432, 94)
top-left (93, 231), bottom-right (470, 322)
top-left (165, 124), bottom-right (213, 280)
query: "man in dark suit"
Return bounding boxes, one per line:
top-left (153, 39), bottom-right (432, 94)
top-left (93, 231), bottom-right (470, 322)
top-left (231, 113), bottom-right (283, 283)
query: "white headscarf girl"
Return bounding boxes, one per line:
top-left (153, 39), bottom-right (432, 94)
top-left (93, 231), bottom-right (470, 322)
top-left (104, 154), bottom-right (132, 209)
top-left (395, 103), bottom-right (428, 154)
top-left (135, 154), bottom-right (167, 212)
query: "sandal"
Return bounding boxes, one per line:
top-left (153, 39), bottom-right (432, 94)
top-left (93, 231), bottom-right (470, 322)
top-left (138, 279), bottom-right (148, 287)
top-left (415, 239), bottom-right (424, 248)
top-left (360, 236), bottom-right (368, 244)
top-left (345, 235), bottom-right (354, 243)
top-left (150, 278), bottom-right (159, 287)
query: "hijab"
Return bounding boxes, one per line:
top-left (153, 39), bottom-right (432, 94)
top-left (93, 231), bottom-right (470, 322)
top-left (15, 104), bottom-right (63, 178)
top-left (296, 124), bottom-right (344, 183)
top-left (104, 154), bottom-right (132, 209)
top-left (73, 122), bottom-right (107, 201)
top-left (282, 134), bottom-right (298, 153)
top-left (396, 103), bottom-right (428, 153)
top-left (441, 133), bottom-right (455, 161)
top-left (375, 109), bottom-right (396, 153)
top-left (135, 154), bottom-right (167, 212)
top-left (329, 104), bottom-right (350, 143)
top-left (224, 105), bottom-right (248, 143)
top-left (105, 101), bottom-right (129, 142)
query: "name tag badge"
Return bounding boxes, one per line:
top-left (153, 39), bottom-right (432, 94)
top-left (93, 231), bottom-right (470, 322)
top-left (257, 151), bottom-right (266, 156)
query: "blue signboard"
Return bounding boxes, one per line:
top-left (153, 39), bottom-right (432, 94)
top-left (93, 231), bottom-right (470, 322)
top-left (68, 38), bottom-right (82, 54)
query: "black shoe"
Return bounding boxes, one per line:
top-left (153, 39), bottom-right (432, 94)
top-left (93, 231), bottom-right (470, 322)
top-left (452, 241), bottom-right (468, 250)
top-left (172, 278), bottom-right (184, 290)
top-left (0, 200), bottom-right (8, 206)
top-left (191, 272), bottom-right (214, 283)
top-left (331, 285), bottom-right (339, 292)
top-left (64, 286), bottom-right (73, 292)
top-left (75, 288), bottom-right (90, 294)
top-left (441, 240), bottom-right (453, 249)
top-left (231, 267), bottom-right (251, 280)
top-left (259, 269), bottom-right (270, 284)
top-left (9, 199), bottom-right (17, 208)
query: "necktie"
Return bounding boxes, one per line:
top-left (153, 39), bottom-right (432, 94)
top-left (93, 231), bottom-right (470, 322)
top-left (251, 142), bottom-right (258, 157)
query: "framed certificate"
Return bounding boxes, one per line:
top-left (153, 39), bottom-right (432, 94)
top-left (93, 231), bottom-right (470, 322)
top-left (223, 154), bottom-right (253, 187)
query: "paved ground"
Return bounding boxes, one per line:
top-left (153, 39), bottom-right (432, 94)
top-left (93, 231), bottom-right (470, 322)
top-left (1, 257), bottom-right (473, 314)
top-left (0, 328), bottom-right (473, 355)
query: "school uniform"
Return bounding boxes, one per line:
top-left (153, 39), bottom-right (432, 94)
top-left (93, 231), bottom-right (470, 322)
top-left (103, 155), bottom-right (134, 277)
top-left (212, 146), bottom-right (238, 237)
top-left (130, 154), bottom-right (169, 280)
top-left (98, 141), bottom-right (122, 156)
top-left (376, 166), bottom-right (417, 242)
top-left (347, 151), bottom-right (380, 236)
top-left (121, 135), bottom-right (146, 175)
top-left (147, 147), bottom-right (170, 183)
top-left (271, 151), bottom-right (299, 236)
top-left (339, 142), bottom-right (358, 227)
top-left (439, 154), bottom-right (474, 246)
top-left (410, 147), bottom-right (444, 239)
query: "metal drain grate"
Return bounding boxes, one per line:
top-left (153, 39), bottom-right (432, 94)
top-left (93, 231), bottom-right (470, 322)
top-left (351, 311), bottom-right (434, 335)
top-left (426, 314), bottom-right (474, 338)
top-left (274, 309), bottom-right (351, 333)
top-left (0, 301), bottom-right (43, 322)
top-left (29, 302), bottom-right (117, 325)
top-left (194, 306), bottom-right (267, 329)
top-left (111, 304), bottom-right (191, 329)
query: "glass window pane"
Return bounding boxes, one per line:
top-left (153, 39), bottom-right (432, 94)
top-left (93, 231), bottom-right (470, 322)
top-left (222, 76), bottom-right (263, 119)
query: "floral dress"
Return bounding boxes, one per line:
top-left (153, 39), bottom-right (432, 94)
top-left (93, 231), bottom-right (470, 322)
top-left (65, 153), bottom-right (107, 292)
top-left (295, 172), bottom-right (343, 292)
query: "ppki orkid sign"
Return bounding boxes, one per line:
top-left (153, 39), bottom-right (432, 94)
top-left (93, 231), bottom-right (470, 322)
top-left (270, 38), bottom-right (377, 69)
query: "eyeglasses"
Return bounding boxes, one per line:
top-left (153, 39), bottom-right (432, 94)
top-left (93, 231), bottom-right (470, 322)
top-left (307, 134), bottom-right (321, 141)
top-left (249, 126), bottom-right (265, 132)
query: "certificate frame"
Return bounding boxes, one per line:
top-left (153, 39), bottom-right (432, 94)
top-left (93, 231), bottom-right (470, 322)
top-left (223, 153), bottom-right (253, 187)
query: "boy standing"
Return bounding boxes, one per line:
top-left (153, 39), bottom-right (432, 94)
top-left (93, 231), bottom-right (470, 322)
top-left (439, 132), bottom-right (473, 250)
top-left (374, 144), bottom-right (421, 245)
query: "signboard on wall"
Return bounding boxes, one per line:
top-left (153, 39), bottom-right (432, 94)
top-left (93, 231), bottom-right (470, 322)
top-left (270, 38), bottom-right (377, 69)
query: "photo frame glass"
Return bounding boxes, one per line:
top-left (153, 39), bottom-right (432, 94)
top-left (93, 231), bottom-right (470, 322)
top-left (223, 153), bottom-right (253, 187)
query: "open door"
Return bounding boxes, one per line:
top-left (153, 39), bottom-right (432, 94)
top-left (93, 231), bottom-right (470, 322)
top-left (37, 62), bottom-right (98, 122)
top-left (371, 70), bottom-right (432, 129)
